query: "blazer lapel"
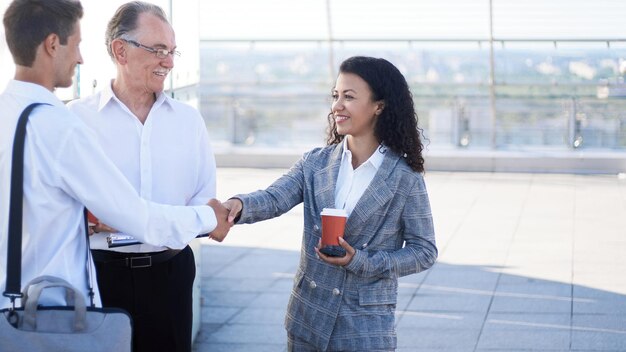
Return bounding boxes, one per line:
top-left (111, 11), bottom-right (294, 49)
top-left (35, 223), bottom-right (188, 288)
top-left (344, 151), bottom-right (399, 240)
top-left (312, 144), bottom-right (343, 211)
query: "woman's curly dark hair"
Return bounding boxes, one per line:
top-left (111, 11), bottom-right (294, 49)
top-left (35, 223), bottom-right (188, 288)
top-left (326, 56), bottom-right (425, 172)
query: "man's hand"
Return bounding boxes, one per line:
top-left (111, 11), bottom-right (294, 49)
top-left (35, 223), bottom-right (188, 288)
top-left (207, 198), bottom-right (232, 242)
top-left (315, 237), bottom-right (356, 266)
top-left (222, 198), bottom-right (243, 224)
top-left (90, 222), bottom-right (118, 235)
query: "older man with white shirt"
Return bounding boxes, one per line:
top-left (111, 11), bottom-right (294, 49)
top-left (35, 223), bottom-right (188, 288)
top-left (68, 2), bottom-right (219, 352)
top-left (0, 0), bottom-right (230, 312)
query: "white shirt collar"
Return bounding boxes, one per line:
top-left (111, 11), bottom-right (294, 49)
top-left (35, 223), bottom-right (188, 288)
top-left (97, 80), bottom-right (171, 112)
top-left (5, 80), bottom-right (66, 107)
top-left (340, 138), bottom-right (385, 171)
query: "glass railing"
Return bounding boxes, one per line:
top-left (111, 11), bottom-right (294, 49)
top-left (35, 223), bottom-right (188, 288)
top-left (198, 40), bottom-right (626, 151)
top-left (198, 93), bottom-right (626, 151)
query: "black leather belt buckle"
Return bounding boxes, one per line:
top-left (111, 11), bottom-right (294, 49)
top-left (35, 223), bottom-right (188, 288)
top-left (128, 256), bottom-right (151, 268)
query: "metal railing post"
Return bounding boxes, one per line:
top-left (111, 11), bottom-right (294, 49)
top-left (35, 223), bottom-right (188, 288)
top-left (488, 0), bottom-right (498, 149)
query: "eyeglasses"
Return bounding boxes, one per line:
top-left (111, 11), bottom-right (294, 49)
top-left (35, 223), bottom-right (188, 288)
top-left (121, 38), bottom-right (180, 59)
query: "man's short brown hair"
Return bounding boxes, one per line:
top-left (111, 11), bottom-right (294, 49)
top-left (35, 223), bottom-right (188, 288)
top-left (3, 0), bottom-right (83, 67)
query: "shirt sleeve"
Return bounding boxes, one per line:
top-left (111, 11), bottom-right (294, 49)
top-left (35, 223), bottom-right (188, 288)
top-left (52, 118), bottom-right (217, 249)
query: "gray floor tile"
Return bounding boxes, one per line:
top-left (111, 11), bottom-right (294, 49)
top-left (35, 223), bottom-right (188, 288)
top-left (229, 307), bottom-right (286, 325)
top-left (201, 277), bottom-right (274, 293)
top-left (201, 306), bottom-right (241, 324)
top-left (484, 312), bottom-right (572, 331)
top-left (407, 292), bottom-right (493, 313)
top-left (201, 290), bottom-right (259, 308)
top-left (201, 323), bottom-right (287, 345)
top-left (572, 331), bottom-right (626, 350)
top-left (396, 310), bottom-right (485, 329)
top-left (476, 329), bottom-right (571, 350)
top-left (572, 314), bottom-right (626, 332)
top-left (420, 268), bottom-right (500, 290)
top-left (247, 291), bottom-right (292, 309)
top-left (489, 296), bottom-right (572, 314)
top-left (396, 327), bottom-right (482, 349)
top-left (495, 281), bottom-right (573, 297)
top-left (191, 170), bottom-right (626, 352)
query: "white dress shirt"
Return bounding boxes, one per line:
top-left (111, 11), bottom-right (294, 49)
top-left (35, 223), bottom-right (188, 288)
top-left (334, 140), bottom-right (385, 216)
top-left (0, 80), bottom-right (217, 308)
top-left (68, 81), bottom-right (217, 253)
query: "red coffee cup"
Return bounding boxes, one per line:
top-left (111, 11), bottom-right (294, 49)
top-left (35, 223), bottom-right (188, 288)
top-left (86, 210), bottom-right (98, 227)
top-left (320, 208), bottom-right (347, 257)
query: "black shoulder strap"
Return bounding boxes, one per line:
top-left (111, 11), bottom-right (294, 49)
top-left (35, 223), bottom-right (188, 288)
top-left (3, 103), bottom-right (95, 308)
top-left (3, 103), bottom-right (45, 301)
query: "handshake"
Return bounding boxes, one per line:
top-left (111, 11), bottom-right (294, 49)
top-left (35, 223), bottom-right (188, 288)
top-left (89, 198), bottom-right (242, 245)
top-left (205, 198), bottom-right (243, 242)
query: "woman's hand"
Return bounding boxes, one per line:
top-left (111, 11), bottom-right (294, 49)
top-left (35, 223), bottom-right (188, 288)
top-left (222, 198), bottom-right (243, 225)
top-left (315, 237), bottom-right (355, 266)
top-left (207, 199), bottom-right (232, 242)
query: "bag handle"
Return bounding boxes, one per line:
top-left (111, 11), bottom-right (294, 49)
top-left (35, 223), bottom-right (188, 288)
top-left (21, 275), bottom-right (77, 307)
top-left (20, 275), bottom-right (87, 332)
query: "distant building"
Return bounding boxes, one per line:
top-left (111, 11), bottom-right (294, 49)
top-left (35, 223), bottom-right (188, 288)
top-left (597, 83), bottom-right (626, 99)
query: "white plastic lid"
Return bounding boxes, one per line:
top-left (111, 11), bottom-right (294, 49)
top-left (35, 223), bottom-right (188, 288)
top-left (320, 208), bottom-right (347, 217)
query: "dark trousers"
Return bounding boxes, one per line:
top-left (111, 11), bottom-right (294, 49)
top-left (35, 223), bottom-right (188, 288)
top-left (94, 246), bottom-right (196, 352)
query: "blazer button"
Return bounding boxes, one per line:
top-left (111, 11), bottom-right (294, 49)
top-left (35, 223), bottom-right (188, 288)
top-left (361, 243), bottom-right (368, 249)
top-left (313, 225), bottom-right (320, 231)
top-left (332, 288), bottom-right (341, 296)
top-left (309, 280), bottom-right (317, 289)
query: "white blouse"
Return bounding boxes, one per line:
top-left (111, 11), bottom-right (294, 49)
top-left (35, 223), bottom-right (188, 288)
top-left (334, 140), bottom-right (385, 216)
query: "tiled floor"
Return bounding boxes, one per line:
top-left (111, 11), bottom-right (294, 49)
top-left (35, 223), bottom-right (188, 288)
top-left (193, 169), bottom-right (626, 351)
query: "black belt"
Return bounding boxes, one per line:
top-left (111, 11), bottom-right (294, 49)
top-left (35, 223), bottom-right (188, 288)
top-left (91, 249), bottom-right (182, 268)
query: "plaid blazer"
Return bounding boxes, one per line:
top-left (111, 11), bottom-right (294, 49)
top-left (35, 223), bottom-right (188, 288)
top-left (236, 143), bottom-right (437, 351)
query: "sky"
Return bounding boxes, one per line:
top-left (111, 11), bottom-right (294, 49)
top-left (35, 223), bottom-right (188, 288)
top-left (1, 0), bottom-right (625, 91)
top-left (198, 0), bottom-right (626, 41)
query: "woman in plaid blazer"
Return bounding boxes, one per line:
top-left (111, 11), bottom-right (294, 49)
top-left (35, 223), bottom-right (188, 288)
top-left (224, 56), bottom-right (437, 351)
